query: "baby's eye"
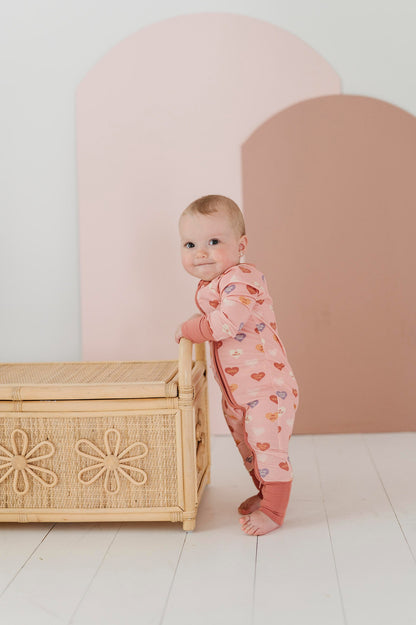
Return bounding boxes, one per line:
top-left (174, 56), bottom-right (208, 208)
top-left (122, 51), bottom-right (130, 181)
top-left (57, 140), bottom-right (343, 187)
top-left (184, 242), bottom-right (195, 249)
top-left (209, 239), bottom-right (219, 246)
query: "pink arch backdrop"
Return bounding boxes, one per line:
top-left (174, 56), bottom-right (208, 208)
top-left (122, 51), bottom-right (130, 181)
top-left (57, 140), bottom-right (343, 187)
top-left (76, 13), bottom-right (341, 434)
top-left (243, 94), bottom-right (416, 433)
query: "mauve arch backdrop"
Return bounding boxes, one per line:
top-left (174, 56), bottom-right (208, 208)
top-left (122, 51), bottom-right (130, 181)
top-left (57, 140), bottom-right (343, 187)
top-left (243, 94), bottom-right (416, 433)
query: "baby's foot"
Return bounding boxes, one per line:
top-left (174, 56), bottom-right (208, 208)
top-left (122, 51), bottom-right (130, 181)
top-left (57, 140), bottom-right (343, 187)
top-left (239, 510), bottom-right (280, 536)
top-left (238, 494), bottom-right (262, 515)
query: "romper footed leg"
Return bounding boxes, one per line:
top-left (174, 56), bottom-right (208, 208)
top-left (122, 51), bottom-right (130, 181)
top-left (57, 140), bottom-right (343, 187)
top-left (239, 480), bottom-right (292, 536)
top-left (221, 395), bottom-right (295, 533)
top-left (238, 470), bottom-right (263, 515)
top-left (239, 384), bottom-right (296, 533)
top-left (259, 480), bottom-right (292, 525)
top-left (221, 398), bottom-right (254, 469)
top-left (221, 399), bottom-right (264, 514)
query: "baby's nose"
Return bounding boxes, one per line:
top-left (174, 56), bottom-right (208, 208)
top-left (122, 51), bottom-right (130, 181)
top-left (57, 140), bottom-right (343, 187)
top-left (196, 248), bottom-right (208, 258)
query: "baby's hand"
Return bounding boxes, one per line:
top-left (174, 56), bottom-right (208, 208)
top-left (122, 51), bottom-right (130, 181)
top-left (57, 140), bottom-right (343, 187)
top-left (175, 314), bottom-right (202, 343)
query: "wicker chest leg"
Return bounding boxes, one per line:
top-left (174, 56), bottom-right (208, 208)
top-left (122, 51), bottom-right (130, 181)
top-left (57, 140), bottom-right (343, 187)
top-left (182, 517), bottom-right (196, 531)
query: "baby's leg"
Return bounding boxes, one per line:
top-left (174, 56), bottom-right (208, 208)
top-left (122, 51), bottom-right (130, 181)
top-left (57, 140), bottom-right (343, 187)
top-left (222, 398), bottom-right (257, 473)
top-left (240, 480), bottom-right (292, 536)
top-left (238, 470), bottom-right (262, 515)
top-left (240, 390), bottom-right (296, 534)
top-left (244, 390), bottom-right (295, 483)
top-left (222, 398), bottom-right (262, 513)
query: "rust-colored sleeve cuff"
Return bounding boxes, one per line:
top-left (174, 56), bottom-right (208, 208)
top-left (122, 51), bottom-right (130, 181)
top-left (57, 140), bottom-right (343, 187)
top-left (181, 316), bottom-right (215, 343)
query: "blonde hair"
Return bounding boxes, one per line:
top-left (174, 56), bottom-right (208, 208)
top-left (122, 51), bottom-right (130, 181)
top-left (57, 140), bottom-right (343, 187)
top-left (181, 195), bottom-right (246, 237)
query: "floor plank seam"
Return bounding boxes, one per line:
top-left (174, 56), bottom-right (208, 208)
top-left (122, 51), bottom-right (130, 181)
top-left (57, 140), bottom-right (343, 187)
top-left (0, 523), bottom-right (56, 601)
top-left (251, 537), bottom-right (259, 625)
top-left (363, 434), bottom-right (416, 565)
top-left (312, 437), bottom-right (348, 625)
top-left (67, 523), bottom-right (122, 625)
top-left (158, 531), bottom-right (188, 625)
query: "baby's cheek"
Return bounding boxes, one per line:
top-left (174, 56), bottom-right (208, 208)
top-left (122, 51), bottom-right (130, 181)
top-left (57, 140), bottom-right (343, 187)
top-left (182, 254), bottom-right (192, 271)
top-left (217, 249), bottom-right (230, 263)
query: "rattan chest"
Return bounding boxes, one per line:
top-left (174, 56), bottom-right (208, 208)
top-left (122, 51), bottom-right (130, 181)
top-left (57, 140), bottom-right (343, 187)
top-left (0, 339), bottom-right (209, 531)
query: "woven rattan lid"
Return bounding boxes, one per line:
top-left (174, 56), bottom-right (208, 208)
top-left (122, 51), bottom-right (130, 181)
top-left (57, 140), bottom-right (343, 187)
top-left (0, 361), bottom-right (179, 400)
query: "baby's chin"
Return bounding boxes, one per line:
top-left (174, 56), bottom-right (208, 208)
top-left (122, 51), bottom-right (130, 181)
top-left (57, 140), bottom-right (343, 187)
top-left (190, 261), bottom-right (240, 281)
top-left (192, 268), bottom-right (220, 281)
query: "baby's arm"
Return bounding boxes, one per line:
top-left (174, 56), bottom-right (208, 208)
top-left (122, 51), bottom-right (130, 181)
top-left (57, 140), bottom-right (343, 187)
top-left (175, 314), bottom-right (206, 343)
top-left (178, 274), bottom-right (260, 343)
top-left (177, 314), bottom-right (214, 343)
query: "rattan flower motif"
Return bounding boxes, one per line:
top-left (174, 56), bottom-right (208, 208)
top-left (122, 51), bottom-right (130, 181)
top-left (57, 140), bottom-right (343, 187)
top-left (0, 429), bottom-right (58, 495)
top-left (75, 428), bottom-right (148, 494)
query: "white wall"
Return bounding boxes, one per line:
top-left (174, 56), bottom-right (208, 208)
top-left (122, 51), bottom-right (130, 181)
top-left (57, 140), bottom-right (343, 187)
top-left (1, 0), bottom-right (415, 361)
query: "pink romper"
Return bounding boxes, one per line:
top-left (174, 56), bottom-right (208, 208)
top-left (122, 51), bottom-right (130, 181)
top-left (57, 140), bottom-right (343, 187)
top-left (180, 263), bottom-right (299, 523)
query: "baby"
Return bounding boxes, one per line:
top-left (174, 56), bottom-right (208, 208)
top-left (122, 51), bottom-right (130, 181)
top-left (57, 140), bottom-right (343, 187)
top-left (176, 195), bottom-right (299, 536)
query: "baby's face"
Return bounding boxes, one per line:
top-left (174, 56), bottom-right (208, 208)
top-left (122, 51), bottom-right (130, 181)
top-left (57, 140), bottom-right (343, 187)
top-left (179, 211), bottom-right (247, 282)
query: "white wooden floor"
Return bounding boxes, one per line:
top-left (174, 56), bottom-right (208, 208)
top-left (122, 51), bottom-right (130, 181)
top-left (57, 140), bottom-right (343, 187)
top-left (1, 432), bottom-right (415, 625)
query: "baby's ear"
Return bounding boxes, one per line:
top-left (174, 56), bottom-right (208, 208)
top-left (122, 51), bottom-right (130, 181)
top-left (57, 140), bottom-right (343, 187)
top-left (239, 235), bottom-right (248, 255)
